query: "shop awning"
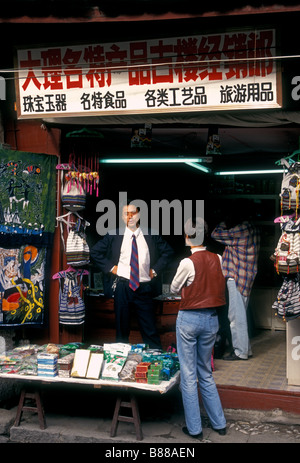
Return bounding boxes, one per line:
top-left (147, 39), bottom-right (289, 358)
top-left (43, 109), bottom-right (300, 128)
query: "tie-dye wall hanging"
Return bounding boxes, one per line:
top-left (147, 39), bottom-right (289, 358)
top-left (0, 150), bottom-right (57, 326)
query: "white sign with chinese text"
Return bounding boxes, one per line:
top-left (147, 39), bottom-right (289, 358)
top-left (15, 29), bottom-right (281, 119)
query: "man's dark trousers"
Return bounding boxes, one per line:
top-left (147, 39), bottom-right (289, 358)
top-left (114, 278), bottom-right (161, 349)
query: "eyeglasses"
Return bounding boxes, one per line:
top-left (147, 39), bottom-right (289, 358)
top-left (123, 210), bottom-right (138, 217)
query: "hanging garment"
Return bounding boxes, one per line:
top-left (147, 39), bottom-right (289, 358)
top-left (270, 217), bottom-right (300, 274)
top-left (56, 212), bottom-right (90, 267)
top-left (58, 270), bottom-right (85, 325)
top-left (272, 274), bottom-right (300, 321)
top-left (65, 219), bottom-right (90, 266)
top-left (280, 161), bottom-right (300, 212)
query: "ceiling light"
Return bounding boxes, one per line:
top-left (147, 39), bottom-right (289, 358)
top-left (99, 157), bottom-right (209, 164)
top-left (215, 169), bottom-right (283, 175)
top-left (184, 161), bottom-right (211, 174)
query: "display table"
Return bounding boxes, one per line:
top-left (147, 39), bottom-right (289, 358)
top-left (0, 371), bottom-right (180, 440)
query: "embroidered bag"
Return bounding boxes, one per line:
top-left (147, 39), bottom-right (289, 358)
top-left (56, 213), bottom-right (90, 267)
top-left (61, 173), bottom-right (86, 212)
top-left (59, 270), bottom-right (85, 325)
top-left (66, 218), bottom-right (90, 267)
top-left (270, 217), bottom-right (300, 274)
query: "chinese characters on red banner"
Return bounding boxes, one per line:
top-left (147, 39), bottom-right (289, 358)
top-left (16, 29), bottom-right (280, 117)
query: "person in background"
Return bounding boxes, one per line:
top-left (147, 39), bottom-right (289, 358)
top-left (170, 217), bottom-right (227, 440)
top-left (90, 200), bottom-right (174, 349)
top-left (211, 201), bottom-right (260, 361)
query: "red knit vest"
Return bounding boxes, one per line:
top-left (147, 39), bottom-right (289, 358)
top-left (179, 250), bottom-right (226, 310)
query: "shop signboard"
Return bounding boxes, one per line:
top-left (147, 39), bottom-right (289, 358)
top-left (15, 28), bottom-right (281, 119)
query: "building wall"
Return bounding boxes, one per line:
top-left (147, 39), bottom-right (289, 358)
top-left (4, 119), bottom-right (60, 155)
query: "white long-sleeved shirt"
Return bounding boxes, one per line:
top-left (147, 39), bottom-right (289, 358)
top-left (117, 226), bottom-right (151, 282)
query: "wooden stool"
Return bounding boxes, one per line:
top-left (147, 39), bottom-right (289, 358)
top-left (14, 388), bottom-right (47, 430)
top-left (110, 394), bottom-right (143, 440)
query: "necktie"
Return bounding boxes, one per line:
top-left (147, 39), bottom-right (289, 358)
top-left (129, 234), bottom-right (139, 291)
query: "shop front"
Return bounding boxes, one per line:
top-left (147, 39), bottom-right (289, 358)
top-left (1, 10), bottom-right (300, 415)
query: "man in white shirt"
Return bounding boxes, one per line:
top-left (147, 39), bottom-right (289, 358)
top-left (91, 202), bottom-right (174, 349)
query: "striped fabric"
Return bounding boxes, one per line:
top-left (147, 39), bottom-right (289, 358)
top-left (62, 181), bottom-right (86, 212)
top-left (66, 228), bottom-right (90, 266)
top-left (59, 271), bottom-right (85, 325)
top-left (272, 275), bottom-right (300, 321)
top-left (270, 218), bottom-right (300, 274)
top-left (62, 194), bottom-right (86, 211)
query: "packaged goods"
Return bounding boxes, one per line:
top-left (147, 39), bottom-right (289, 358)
top-left (147, 362), bottom-right (163, 385)
top-left (119, 354), bottom-right (142, 382)
top-left (57, 353), bottom-right (74, 377)
top-left (135, 362), bottom-right (151, 373)
top-left (101, 354), bottom-right (127, 380)
top-left (130, 344), bottom-right (147, 354)
top-left (135, 361), bottom-right (151, 383)
top-left (88, 345), bottom-right (104, 353)
top-left (86, 353), bottom-right (104, 379)
top-left (46, 343), bottom-right (60, 354)
top-left (0, 342), bottom-right (179, 384)
top-left (37, 353), bottom-right (58, 377)
top-left (58, 353), bottom-right (75, 367)
top-left (136, 378), bottom-right (148, 383)
top-left (101, 343), bottom-right (131, 381)
top-left (71, 349), bottom-right (91, 378)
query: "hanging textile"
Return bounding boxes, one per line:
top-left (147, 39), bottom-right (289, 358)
top-left (0, 245), bottom-right (47, 326)
top-left (56, 212), bottom-right (90, 267)
top-left (0, 150), bottom-right (57, 326)
top-left (270, 216), bottom-right (300, 274)
top-left (272, 165), bottom-right (300, 321)
top-left (0, 149), bottom-right (57, 247)
top-left (272, 274), bottom-right (300, 321)
top-left (55, 269), bottom-right (87, 326)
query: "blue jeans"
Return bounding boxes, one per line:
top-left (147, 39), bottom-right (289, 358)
top-left (176, 309), bottom-right (226, 435)
top-left (227, 279), bottom-right (252, 359)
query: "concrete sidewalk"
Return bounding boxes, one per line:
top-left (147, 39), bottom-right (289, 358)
top-left (0, 386), bottom-right (300, 444)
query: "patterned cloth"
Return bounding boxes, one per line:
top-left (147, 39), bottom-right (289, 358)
top-left (211, 221), bottom-right (260, 297)
top-left (0, 245), bottom-right (47, 326)
top-left (0, 149), bottom-right (57, 246)
top-left (58, 270), bottom-right (85, 325)
top-left (0, 150), bottom-right (57, 326)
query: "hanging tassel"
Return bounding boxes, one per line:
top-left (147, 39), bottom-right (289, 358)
top-left (84, 154), bottom-right (87, 192)
top-left (67, 173), bottom-right (71, 193)
top-left (83, 172), bottom-right (86, 191)
top-left (92, 154), bottom-right (95, 192)
top-left (91, 155), bottom-right (94, 194)
top-left (87, 156), bottom-right (90, 194)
